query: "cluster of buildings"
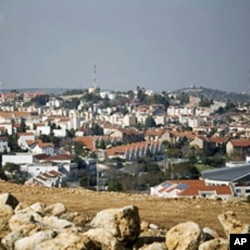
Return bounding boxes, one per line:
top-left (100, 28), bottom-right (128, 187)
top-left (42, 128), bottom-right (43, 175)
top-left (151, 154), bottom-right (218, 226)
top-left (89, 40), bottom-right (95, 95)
top-left (0, 88), bottom-right (249, 199)
top-left (151, 161), bottom-right (250, 200)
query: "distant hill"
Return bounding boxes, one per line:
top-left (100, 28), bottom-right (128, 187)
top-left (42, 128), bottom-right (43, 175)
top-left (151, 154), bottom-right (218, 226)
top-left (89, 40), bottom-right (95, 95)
top-left (3, 88), bottom-right (71, 95)
top-left (3, 86), bottom-right (250, 103)
top-left (170, 86), bottom-right (250, 103)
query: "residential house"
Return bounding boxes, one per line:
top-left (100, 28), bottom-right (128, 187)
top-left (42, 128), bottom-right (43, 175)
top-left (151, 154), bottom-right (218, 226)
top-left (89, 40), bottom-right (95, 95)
top-left (226, 139), bottom-right (250, 158)
top-left (188, 116), bottom-right (205, 128)
top-left (2, 153), bottom-right (34, 167)
top-left (35, 123), bottom-right (51, 136)
top-left (123, 113), bottom-right (137, 127)
top-left (189, 136), bottom-right (212, 150)
top-left (161, 130), bottom-right (196, 145)
top-left (150, 179), bottom-right (233, 200)
top-left (17, 132), bottom-right (35, 150)
top-left (25, 170), bottom-right (67, 187)
top-left (210, 136), bottom-right (228, 149)
top-left (144, 128), bottom-right (165, 141)
top-left (106, 141), bottom-right (163, 161)
top-left (29, 140), bottom-right (55, 156)
top-left (154, 114), bottom-right (167, 126)
top-left (111, 128), bottom-right (142, 143)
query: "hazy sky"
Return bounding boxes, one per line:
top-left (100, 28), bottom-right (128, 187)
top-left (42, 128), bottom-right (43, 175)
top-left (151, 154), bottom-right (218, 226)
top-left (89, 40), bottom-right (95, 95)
top-left (0, 0), bottom-right (250, 92)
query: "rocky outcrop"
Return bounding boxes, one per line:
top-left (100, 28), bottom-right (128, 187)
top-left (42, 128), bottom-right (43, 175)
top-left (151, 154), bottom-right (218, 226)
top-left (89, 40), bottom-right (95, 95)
top-left (0, 193), bottom-right (249, 250)
top-left (217, 210), bottom-right (250, 238)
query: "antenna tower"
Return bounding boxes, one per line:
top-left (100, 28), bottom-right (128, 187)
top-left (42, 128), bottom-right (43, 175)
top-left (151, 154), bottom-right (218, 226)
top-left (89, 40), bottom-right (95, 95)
top-left (0, 81), bottom-right (3, 101)
top-left (93, 64), bottom-right (97, 88)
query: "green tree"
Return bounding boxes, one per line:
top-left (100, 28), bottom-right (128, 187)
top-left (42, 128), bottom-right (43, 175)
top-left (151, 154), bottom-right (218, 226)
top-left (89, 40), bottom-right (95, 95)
top-left (19, 118), bottom-right (27, 133)
top-left (3, 163), bottom-right (20, 174)
top-left (0, 168), bottom-right (7, 180)
top-left (90, 123), bottom-right (103, 135)
top-left (145, 116), bottom-right (156, 128)
top-left (98, 139), bottom-right (106, 150)
top-left (108, 178), bottom-right (123, 192)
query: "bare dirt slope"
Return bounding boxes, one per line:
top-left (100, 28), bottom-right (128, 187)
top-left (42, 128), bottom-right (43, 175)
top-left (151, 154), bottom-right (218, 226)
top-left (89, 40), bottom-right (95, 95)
top-left (1, 181), bottom-right (250, 237)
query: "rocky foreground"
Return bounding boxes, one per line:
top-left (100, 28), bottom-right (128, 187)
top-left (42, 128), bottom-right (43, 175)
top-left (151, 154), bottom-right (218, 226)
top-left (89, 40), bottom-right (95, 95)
top-left (0, 192), bottom-right (250, 250)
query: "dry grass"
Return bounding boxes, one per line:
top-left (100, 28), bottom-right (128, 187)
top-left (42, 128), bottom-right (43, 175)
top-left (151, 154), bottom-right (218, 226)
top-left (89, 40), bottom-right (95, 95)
top-left (1, 181), bottom-right (250, 237)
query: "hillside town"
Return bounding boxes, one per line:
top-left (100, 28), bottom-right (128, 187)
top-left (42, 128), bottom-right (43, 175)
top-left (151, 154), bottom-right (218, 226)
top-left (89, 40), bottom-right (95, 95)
top-left (0, 85), bottom-right (250, 201)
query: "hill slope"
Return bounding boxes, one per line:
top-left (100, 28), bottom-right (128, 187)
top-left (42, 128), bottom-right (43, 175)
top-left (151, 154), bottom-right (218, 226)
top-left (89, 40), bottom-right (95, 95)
top-left (1, 181), bottom-right (250, 237)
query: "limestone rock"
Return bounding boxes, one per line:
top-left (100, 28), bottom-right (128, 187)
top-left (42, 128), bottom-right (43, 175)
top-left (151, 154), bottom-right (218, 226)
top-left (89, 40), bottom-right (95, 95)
top-left (60, 212), bottom-right (88, 227)
top-left (0, 204), bottom-right (14, 237)
top-left (29, 202), bottom-right (46, 216)
top-left (8, 207), bottom-right (43, 233)
top-left (129, 218), bottom-right (166, 249)
top-left (166, 221), bottom-right (202, 250)
top-left (0, 193), bottom-right (19, 210)
top-left (83, 228), bottom-right (126, 250)
top-left (14, 202), bottom-right (29, 213)
top-left (41, 216), bottom-right (74, 229)
top-left (217, 211), bottom-right (250, 238)
top-left (90, 205), bottom-right (141, 243)
top-left (15, 230), bottom-right (57, 250)
top-left (138, 242), bottom-right (167, 250)
top-left (1, 230), bottom-right (25, 250)
top-left (198, 238), bottom-right (229, 250)
top-left (34, 228), bottom-right (99, 250)
top-left (45, 203), bottom-right (66, 217)
top-left (202, 227), bottom-right (219, 241)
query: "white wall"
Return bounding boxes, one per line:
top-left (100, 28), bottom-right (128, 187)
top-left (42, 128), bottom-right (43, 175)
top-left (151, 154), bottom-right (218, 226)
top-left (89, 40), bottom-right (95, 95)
top-left (2, 154), bottom-right (33, 166)
top-left (36, 125), bottom-right (51, 136)
top-left (53, 129), bottom-right (66, 137)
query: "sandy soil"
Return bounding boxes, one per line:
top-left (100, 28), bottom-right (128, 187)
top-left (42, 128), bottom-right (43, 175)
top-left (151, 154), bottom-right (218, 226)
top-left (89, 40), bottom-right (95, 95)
top-left (1, 181), bottom-right (250, 237)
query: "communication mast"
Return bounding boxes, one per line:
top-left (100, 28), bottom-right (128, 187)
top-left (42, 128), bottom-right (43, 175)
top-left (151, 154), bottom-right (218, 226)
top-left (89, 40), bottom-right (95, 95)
top-left (0, 81), bottom-right (3, 101)
top-left (93, 64), bottom-right (97, 88)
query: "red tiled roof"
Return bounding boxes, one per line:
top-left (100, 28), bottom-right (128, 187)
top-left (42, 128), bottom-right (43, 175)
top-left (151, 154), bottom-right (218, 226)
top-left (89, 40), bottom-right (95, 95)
top-left (49, 170), bottom-right (63, 177)
top-left (45, 154), bottom-right (73, 161)
top-left (156, 180), bottom-right (233, 196)
top-left (210, 136), bottom-right (228, 144)
top-left (230, 139), bottom-right (250, 147)
top-left (33, 154), bottom-right (49, 160)
top-left (144, 128), bottom-right (165, 137)
top-left (107, 141), bottom-right (161, 157)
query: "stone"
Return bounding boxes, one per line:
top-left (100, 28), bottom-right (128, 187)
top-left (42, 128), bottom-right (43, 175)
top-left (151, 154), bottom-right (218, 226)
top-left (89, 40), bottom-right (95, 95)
top-left (29, 202), bottom-right (46, 216)
top-left (1, 230), bottom-right (25, 250)
top-left (15, 230), bottom-right (57, 250)
top-left (34, 228), bottom-right (99, 250)
top-left (8, 208), bottom-right (43, 233)
top-left (83, 228), bottom-right (126, 250)
top-left (60, 212), bottom-right (88, 227)
top-left (0, 193), bottom-right (19, 209)
top-left (217, 211), bottom-right (250, 238)
top-left (90, 205), bottom-right (141, 243)
top-left (166, 221), bottom-right (202, 250)
top-left (202, 227), bottom-right (220, 241)
top-left (138, 242), bottom-right (167, 250)
top-left (44, 203), bottom-right (66, 217)
top-left (41, 216), bottom-right (74, 229)
top-left (0, 204), bottom-right (14, 237)
top-left (198, 238), bottom-right (229, 250)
